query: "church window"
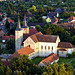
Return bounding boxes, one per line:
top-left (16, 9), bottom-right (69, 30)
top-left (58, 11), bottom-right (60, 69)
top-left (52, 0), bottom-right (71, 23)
top-left (48, 46), bottom-right (50, 50)
top-left (45, 46), bottom-right (46, 50)
top-left (41, 46), bottom-right (43, 50)
top-left (52, 46), bottom-right (53, 50)
top-left (29, 45), bottom-right (30, 47)
top-left (51, 46), bottom-right (53, 52)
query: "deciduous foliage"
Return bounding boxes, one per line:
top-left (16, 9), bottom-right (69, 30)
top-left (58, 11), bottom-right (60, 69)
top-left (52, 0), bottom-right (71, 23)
top-left (5, 19), bottom-right (10, 31)
top-left (7, 5), bottom-right (11, 16)
top-left (0, 45), bottom-right (3, 54)
top-left (6, 66), bottom-right (12, 75)
top-left (6, 39), bottom-right (15, 54)
top-left (43, 63), bottom-right (74, 75)
top-left (11, 55), bottom-right (43, 75)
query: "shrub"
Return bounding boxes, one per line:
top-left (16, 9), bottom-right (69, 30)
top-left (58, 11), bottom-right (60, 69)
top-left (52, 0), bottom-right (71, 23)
top-left (72, 52), bottom-right (75, 56)
top-left (67, 53), bottom-right (73, 58)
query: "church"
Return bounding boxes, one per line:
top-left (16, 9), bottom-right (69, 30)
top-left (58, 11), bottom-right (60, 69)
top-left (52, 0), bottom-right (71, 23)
top-left (14, 15), bottom-right (74, 59)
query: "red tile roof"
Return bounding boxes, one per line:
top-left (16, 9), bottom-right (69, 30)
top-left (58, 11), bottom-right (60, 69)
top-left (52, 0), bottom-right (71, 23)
top-left (29, 29), bottom-right (38, 34)
top-left (40, 53), bottom-right (59, 65)
top-left (0, 13), bottom-right (3, 15)
top-left (1, 61), bottom-right (11, 67)
top-left (9, 46), bottom-right (34, 59)
top-left (51, 17), bottom-right (58, 24)
top-left (58, 49), bottom-right (67, 51)
top-left (22, 32), bottom-right (42, 45)
top-left (58, 42), bottom-right (73, 48)
top-left (2, 36), bottom-right (15, 40)
top-left (68, 16), bottom-right (75, 22)
top-left (2, 17), bottom-right (14, 23)
top-left (30, 34), bottom-right (58, 43)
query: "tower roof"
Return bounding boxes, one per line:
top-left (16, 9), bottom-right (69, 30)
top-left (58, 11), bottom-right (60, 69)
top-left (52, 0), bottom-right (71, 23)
top-left (22, 15), bottom-right (28, 28)
top-left (16, 17), bottom-right (22, 30)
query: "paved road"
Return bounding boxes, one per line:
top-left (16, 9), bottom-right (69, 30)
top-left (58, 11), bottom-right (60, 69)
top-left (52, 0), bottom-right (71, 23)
top-left (68, 58), bottom-right (75, 64)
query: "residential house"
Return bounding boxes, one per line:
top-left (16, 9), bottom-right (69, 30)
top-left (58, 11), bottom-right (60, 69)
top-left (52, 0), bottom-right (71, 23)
top-left (68, 16), bottom-right (75, 22)
top-left (2, 35), bottom-right (15, 43)
top-left (28, 23), bottom-right (44, 28)
top-left (47, 12), bottom-right (59, 18)
top-left (9, 46), bottom-right (35, 59)
top-left (58, 22), bottom-right (75, 29)
top-left (46, 17), bottom-right (58, 24)
top-left (55, 8), bottom-right (64, 13)
top-left (38, 53), bottom-right (59, 66)
top-left (2, 17), bottom-right (14, 25)
top-left (57, 42), bottom-right (73, 57)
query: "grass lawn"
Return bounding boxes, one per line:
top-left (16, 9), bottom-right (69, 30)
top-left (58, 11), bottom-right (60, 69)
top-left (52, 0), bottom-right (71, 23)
top-left (58, 57), bottom-right (74, 65)
top-left (70, 60), bottom-right (75, 68)
top-left (32, 57), bottom-right (45, 65)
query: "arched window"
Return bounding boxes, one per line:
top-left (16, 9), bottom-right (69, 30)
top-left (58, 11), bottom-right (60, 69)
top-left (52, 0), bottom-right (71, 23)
top-left (45, 46), bottom-right (46, 50)
top-left (48, 46), bottom-right (50, 50)
top-left (52, 46), bottom-right (53, 50)
top-left (29, 45), bottom-right (30, 47)
top-left (51, 46), bottom-right (53, 52)
top-left (41, 46), bottom-right (43, 50)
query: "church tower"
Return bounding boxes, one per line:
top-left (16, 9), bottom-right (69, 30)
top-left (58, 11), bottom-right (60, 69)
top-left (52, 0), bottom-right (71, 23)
top-left (22, 15), bottom-right (29, 34)
top-left (15, 17), bottom-right (23, 51)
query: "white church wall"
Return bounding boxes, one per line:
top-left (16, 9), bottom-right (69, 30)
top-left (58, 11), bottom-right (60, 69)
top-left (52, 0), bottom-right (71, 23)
top-left (24, 37), bottom-right (35, 50)
top-left (15, 30), bottom-right (23, 51)
top-left (38, 42), bottom-right (57, 57)
top-left (29, 51), bottom-right (38, 59)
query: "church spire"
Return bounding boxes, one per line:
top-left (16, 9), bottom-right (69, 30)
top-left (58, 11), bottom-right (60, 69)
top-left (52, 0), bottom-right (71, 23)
top-left (22, 14), bottom-right (28, 28)
top-left (16, 16), bottom-right (22, 30)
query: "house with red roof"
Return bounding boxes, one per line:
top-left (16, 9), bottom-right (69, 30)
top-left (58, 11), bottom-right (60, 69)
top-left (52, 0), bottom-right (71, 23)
top-left (38, 53), bottom-right (59, 66)
top-left (0, 13), bottom-right (3, 16)
top-left (68, 16), bottom-right (75, 22)
top-left (46, 17), bottom-right (58, 24)
top-left (57, 42), bottom-right (74, 57)
top-left (9, 46), bottom-right (36, 59)
top-left (2, 17), bottom-right (14, 24)
top-left (2, 35), bottom-right (15, 43)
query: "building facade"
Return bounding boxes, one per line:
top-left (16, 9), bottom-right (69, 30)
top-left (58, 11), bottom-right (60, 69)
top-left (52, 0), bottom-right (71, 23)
top-left (15, 16), bottom-right (74, 57)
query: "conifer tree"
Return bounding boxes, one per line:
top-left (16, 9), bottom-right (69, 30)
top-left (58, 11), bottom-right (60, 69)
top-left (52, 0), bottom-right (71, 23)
top-left (7, 5), bottom-right (11, 16)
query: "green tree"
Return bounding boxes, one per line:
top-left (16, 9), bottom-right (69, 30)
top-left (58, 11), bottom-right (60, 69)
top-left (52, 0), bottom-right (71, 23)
top-left (71, 35), bottom-right (75, 45)
top-left (6, 66), bottom-right (12, 75)
top-left (64, 63), bottom-right (74, 75)
top-left (11, 55), bottom-right (43, 75)
top-left (35, 25), bottom-right (43, 32)
top-left (11, 55), bottom-right (33, 74)
top-left (0, 66), bottom-right (5, 75)
top-left (0, 16), bottom-right (2, 21)
top-left (43, 65), bottom-right (54, 75)
top-left (0, 45), bottom-right (3, 54)
top-left (7, 5), bottom-right (11, 16)
top-left (58, 63), bottom-right (68, 75)
top-left (13, 71), bottom-right (23, 75)
top-left (5, 19), bottom-right (10, 31)
top-left (60, 31), bottom-right (71, 42)
top-left (6, 39), bottom-right (15, 54)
